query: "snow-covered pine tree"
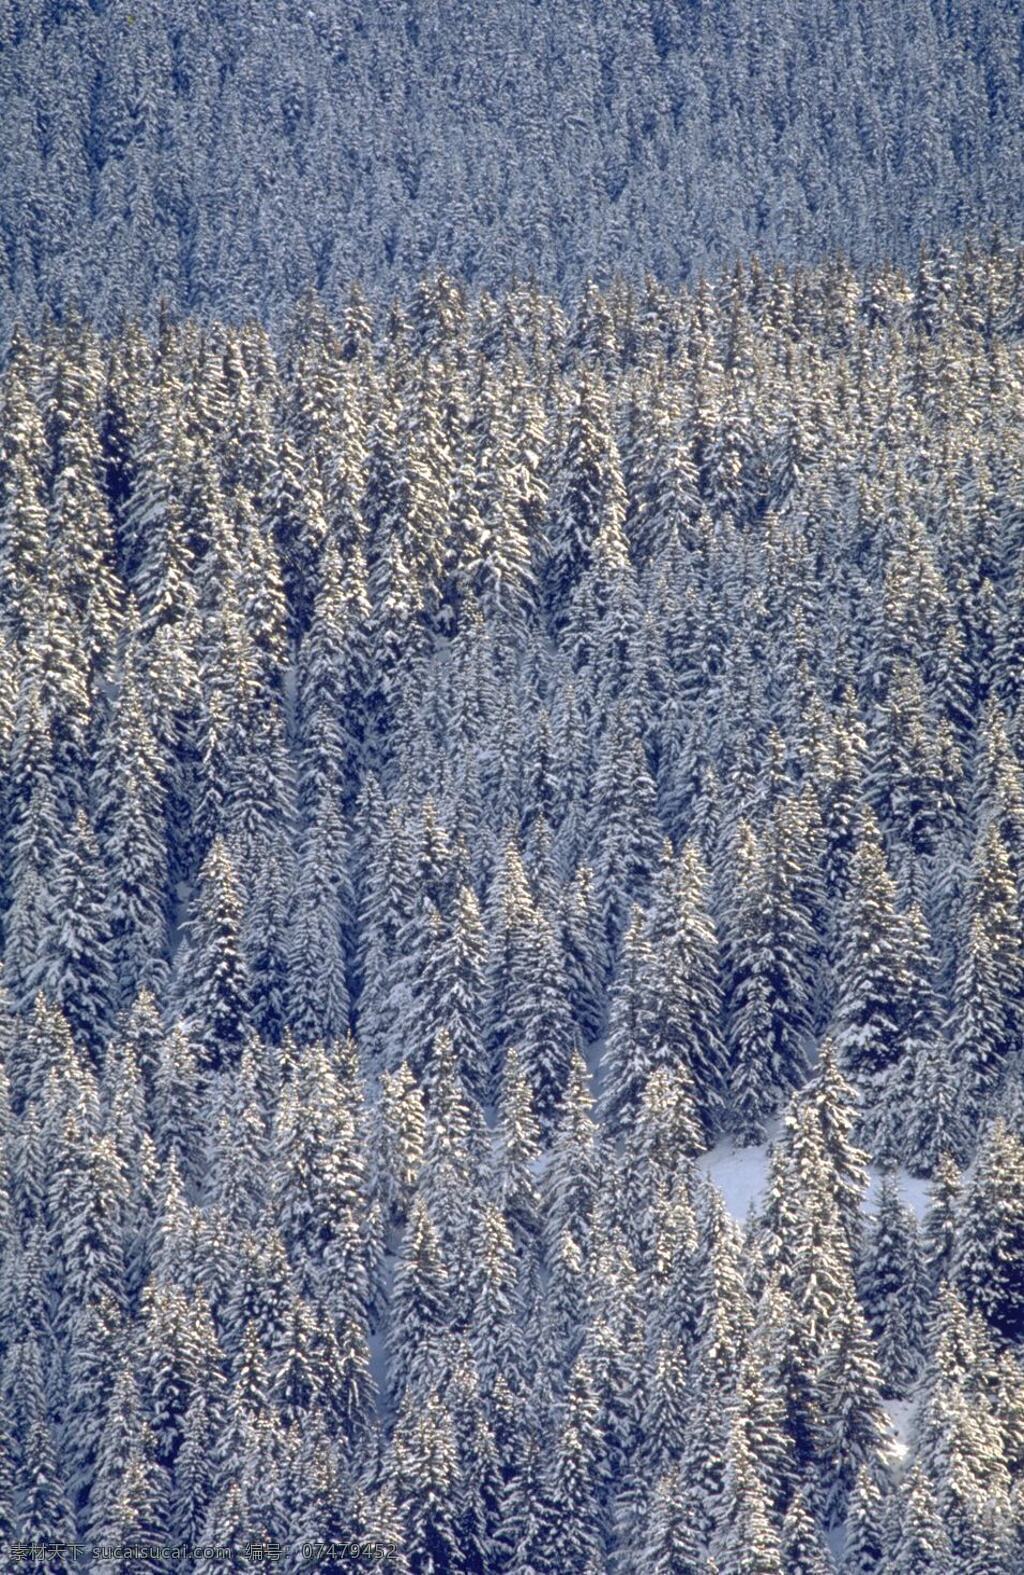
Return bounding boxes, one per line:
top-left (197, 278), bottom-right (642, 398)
top-left (31, 807), bottom-right (115, 1057)
top-left (859, 1176), bottom-right (925, 1398)
top-left (174, 835), bottom-right (250, 1070)
top-left (832, 813), bottom-right (911, 1106)
top-left (953, 1119), bottom-right (1024, 1341)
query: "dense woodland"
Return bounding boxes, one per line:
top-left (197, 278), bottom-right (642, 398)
top-left (2, 241), bottom-right (1024, 1568)
top-left (2, 0), bottom-right (1024, 330)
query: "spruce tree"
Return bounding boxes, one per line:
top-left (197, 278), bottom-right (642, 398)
top-left (175, 835), bottom-right (250, 1070)
top-left (31, 807), bottom-right (114, 1056)
top-left (712, 1418), bottom-right (785, 1575)
top-left (887, 1467), bottom-right (952, 1575)
top-left (832, 814), bottom-right (910, 1091)
top-left (817, 1297), bottom-right (891, 1527)
top-left (601, 905), bottom-right (657, 1140)
top-left (727, 808), bottom-right (815, 1141)
top-left (389, 1195), bottom-right (451, 1409)
top-left (859, 1177), bottom-right (925, 1397)
top-left (840, 1465), bottom-right (886, 1574)
top-left (645, 840), bottom-right (727, 1142)
top-left (640, 1469), bottom-right (706, 1575)
top-left (780, 1485), bottom-right (835, 1574)
top-left (548, 369), bottom-right (626, 628)
top-left (954, 1119), bottom-right (1024, 1341)
top-left (287, 799), bottom-right (351, 1047)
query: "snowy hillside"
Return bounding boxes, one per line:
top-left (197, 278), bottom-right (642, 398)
top-left (2, 246), bottom-right (1024, 1568)
top-left (2, 0), bottom-right (1024, 331)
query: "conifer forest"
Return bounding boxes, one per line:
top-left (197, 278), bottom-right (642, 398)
top-left (5, 4), bottom-right (1024, 1575)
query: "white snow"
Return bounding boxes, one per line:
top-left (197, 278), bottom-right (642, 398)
top-left (699, 1134), bottom-right (932, 1233)
top-left (697, 1127), bottom-right (777, 1223)
top-left (883, 1396), bottom-right (916, 1469)
top-left (865, 1165), bottom-right (931, 1221)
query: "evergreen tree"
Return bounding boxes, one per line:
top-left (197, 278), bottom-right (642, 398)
top-left (795, 1041), bottom-right (871, 1259)
top-left (287, 799), bottom-right (351, 1046)
top-left (964, 821), bottom-right (1022, 1056)
top-left (175, 836), bottom-right (250, 1069)
top-left (559, 862), bottom-right (606, 1045)
top-left (950, 914), bottom-right (1012, 1134)
top-left (15, 1414), bottom-right (76, 1565)
top-left (31, 808), bottom-right (114, 1055)
top-left (727, 809), bottom-right (815, 1140)
top-left (545, 1049), bottom-right (600, 1264)
top-left (601, 906), bottom-right (656, 1140)
top-left (871, 901), bottom-right (940, 1167)
top-left (645, 840), bottom-right (727, 1141)
top-left (88, 1362), bottom-right (155, 1539)
top-left (389, 1196), bottom-right (451, 1408)
top-left (241, 827), bottom-right (293, 1046)
top-left (954, 1119), bottom-right (1024, 1340)
top-left (887, 1467), bottom-right (952, 1575)
top-left (832, 815), bottom-right (910, 1091)
top-left (640, 1469), bottom-right (706, 1575)
top-left (375, 1060), bottom-right (427, 1229)
top-left (712, 1418), bottom-right (785, 1574)
top-left (860, 1177), bottom-right (925, 1397)
top-left (297, 537), bottom-right (370, 811)
top-left (99, 665), bottom-right (169, 1008)
top-left (589, 702), bottom-right (661, 967)
top-left (549, 370), bottom-right (626, 627)
top-left (817, 1297), bottom-right (891, 1527)
top-left (438, 881), bottom-right (488, 1103)
top-left (904, 1033), bottom-right (968, 1177)
top-left (494, 1045), bottom-right (542, 1250)
top-left (547, 1356), bottom-right (608, 1571)
top-left (840, 1466), bottom-right (886, 1574)
top-left (922, 1154), bottom-right (961, 1293)
top-left (152, 1021), bottom-right (201, 1179)
top-left (392, 1391), bottom-right (465, 1575)
top-left (780, 1485), bottom-right (835, 1575)
top-left (520, 909), bottom-right (577, 1135)
top-left (172, 1390), bottom-right (215, 1544)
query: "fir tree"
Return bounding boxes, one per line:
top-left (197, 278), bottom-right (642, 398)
top-left (832, 814), bottom-right (910, 1091)
top-left (859, 1177), bottom-right (925, 1397)
top-left (954, 1119), bottom-right (1024, 1341)
top-left (287, 799), bottom-right (352, 1046)
top-left (175, 836), bottom-right (251, 1069)
top-left (640, 1469), bottom-right (706, 1575)
top-left (840, 1465), bottom-right (886, 1574)
top-left (817, 1297), bottom-right (891, 1527)
top-left (712, 1418), bottom-right (785, 1574)
top-left (727, 809), bottom-right (815, 1141)
top-left (645, 840), bottom-right (727, 1142)
top-left (389, 1196), bottom-right (451, 1408)
top-left (887, 1467), bottom-right (952, 1575)
top-left (922, 1154), bottom-right (961, 1293)
top-left (549, 370), bottom-right (626, 627)
top-left (31, 808), bottom-right (114, 1055)
top-left (392, 1391), bottom-right (465, 1575)
top-left (780, 1485), bottom-right (834, 1574)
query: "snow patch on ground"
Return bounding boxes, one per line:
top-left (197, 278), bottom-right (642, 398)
top-left (865, 1165), bottom-right (931, 1221)
top-left (701, 1135), bottom-right (933, 1233)
top-left (368, 1327), bottom-right (390, 1410)
top-left (282, 662), bottom-right (298, 746)
top-left (883, 1396), bottom-right (916, 1469)
top-left (168, 878), bottom-right (193, 961)
top-left (824, 1524), bottom-right (846, 1564)
top-left (697, 1128), bottom-right (777, 1223)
